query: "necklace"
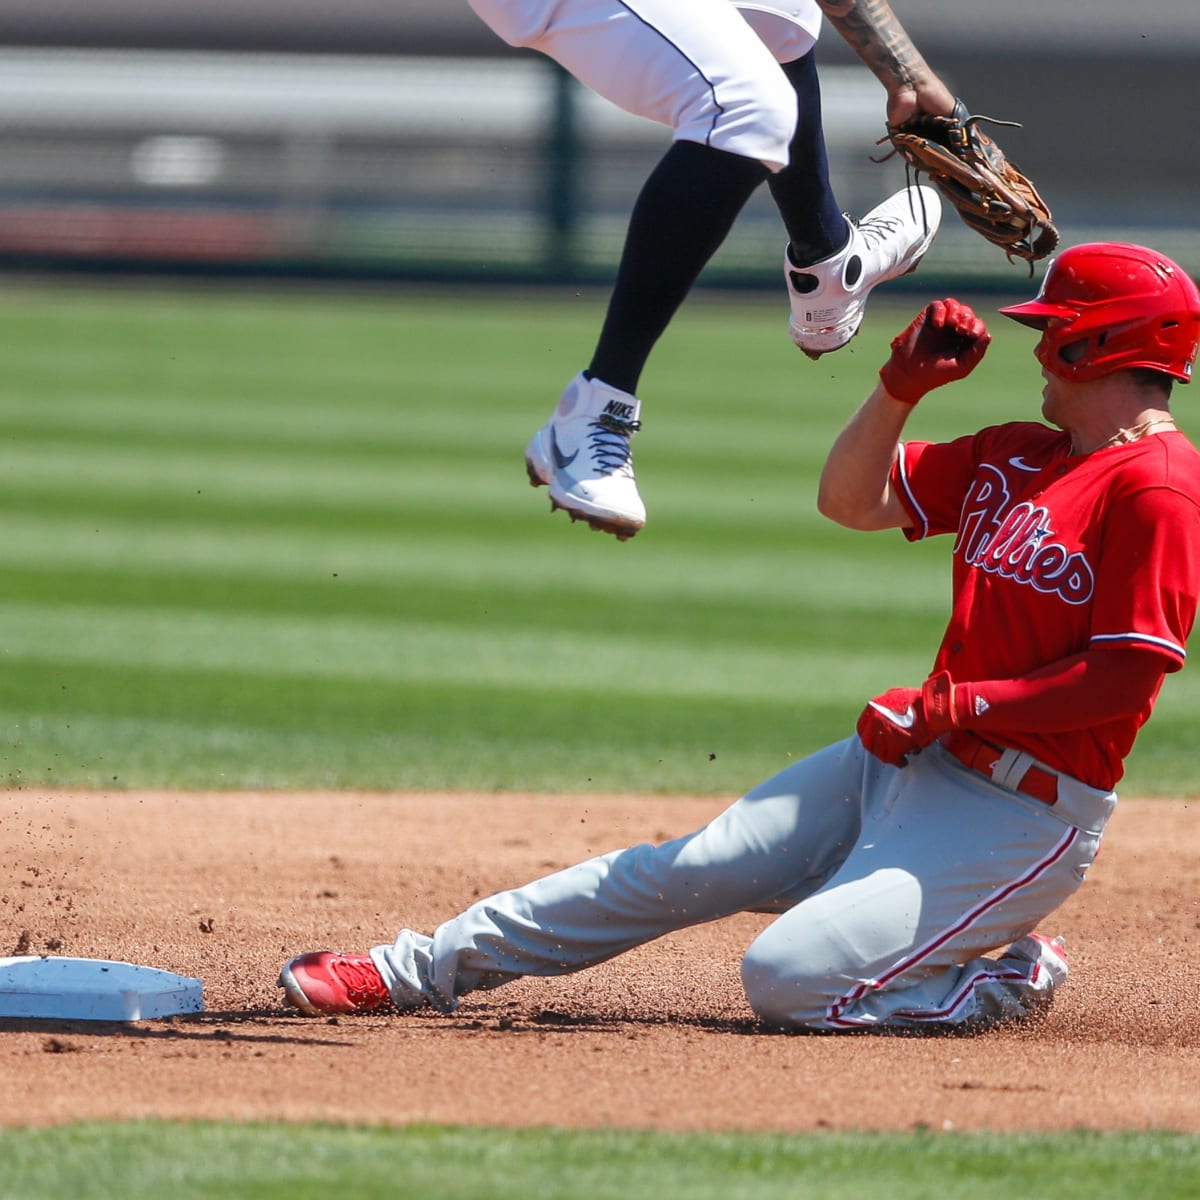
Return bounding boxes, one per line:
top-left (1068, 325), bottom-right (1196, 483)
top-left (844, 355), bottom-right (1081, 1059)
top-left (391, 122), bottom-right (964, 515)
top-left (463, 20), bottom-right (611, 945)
top-left (1093, 417), bottom-right (1176, 452)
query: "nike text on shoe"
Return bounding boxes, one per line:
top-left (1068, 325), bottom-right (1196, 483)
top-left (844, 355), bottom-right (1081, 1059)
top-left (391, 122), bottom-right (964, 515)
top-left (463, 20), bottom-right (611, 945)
top-left (278, 951), bottom-right (391, 1015)
top-left (525, 372), bottom-right (646, 540)
top-left (787, 185), bottom-right (942, 359)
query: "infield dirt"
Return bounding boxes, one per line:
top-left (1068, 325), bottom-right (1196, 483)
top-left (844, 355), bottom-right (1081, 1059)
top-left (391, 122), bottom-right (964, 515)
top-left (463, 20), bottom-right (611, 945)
top-left (2, 789), bottom-right (1198, 1131)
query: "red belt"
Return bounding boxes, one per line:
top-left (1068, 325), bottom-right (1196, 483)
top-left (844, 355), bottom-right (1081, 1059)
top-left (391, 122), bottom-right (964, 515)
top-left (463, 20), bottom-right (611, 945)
top-left (939, 731), bottom-right (1058, 806)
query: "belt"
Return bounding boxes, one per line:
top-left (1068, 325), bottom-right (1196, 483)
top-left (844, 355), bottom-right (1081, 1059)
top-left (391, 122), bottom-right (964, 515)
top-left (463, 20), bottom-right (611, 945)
top-left (939, 731), bottom-right (1058, 806)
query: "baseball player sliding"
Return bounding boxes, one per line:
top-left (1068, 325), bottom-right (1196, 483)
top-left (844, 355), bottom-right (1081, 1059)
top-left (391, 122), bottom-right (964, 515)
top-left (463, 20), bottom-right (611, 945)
top-left (281, 243), bottom-right (1200, 1032)
top-left (513, 0), bottom-right (962, 539)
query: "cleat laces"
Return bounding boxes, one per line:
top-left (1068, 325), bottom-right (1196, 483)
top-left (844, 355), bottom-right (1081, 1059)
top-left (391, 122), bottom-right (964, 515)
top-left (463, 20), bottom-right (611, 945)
top-left (853, 213), bottom-right (904, 251)
top-left (330, 956), bottom-right (387, 1006)
top-left (587, 414), bottom-right (640, 476)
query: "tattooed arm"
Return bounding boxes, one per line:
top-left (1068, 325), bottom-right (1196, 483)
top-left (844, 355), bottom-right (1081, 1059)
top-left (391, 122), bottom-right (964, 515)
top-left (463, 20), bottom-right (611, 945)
top-left (816, 1), bottom-right (955, 125)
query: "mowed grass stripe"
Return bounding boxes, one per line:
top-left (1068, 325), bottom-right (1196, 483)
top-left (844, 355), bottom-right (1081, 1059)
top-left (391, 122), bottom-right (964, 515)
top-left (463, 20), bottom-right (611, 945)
top-left (0, 665), bottom-right (841, 792)
top-left (0, 419), bottom-right (861, 519)
top-left (0, 383), bottom-right (526, 452)
top-left (0, 600), bottom-right (933, 703)
top-left (0, 388), bottom-right (855, 491)
top-left (0, 504), bottom-right (948, 609)
top-left (0, 564), bottom-right (947, 649)
top-left (1, 1119), bottom-right (1200, 1200)
top-left (0, 456), bottom-right (878, 536)
top-left (0, 468), bottom-right (889, 537)
top-left (0, 419), bottom-right (858, 492)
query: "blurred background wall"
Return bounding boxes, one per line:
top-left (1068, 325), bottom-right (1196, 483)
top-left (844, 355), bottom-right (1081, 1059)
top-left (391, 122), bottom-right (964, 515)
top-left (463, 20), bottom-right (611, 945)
top-left (0, 1), bottom-right (1195, 291)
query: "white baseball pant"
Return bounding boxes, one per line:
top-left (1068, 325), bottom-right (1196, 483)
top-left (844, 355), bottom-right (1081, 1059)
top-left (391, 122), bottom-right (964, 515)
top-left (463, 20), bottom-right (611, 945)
top-left (468, 0), bottom-right (824, 169)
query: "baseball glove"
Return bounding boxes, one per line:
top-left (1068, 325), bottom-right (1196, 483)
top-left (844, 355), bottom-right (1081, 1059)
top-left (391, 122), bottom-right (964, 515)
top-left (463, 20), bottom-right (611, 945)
top-left (883, 98), bottom-right (1059, 267)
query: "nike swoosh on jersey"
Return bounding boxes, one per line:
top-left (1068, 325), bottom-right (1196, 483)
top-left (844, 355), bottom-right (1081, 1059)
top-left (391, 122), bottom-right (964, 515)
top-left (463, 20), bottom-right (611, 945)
top-left (868, 700), bottom-right (917, 728)
top-left (550, 428), bottom-right (579, 471)
top-left (1008, 456), bottom-right (1041, 472)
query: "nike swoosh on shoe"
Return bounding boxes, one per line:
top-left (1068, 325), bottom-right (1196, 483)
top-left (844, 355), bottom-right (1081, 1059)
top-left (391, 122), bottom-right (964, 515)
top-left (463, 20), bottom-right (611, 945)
top-left (550, 428), bottom-right (579, 471)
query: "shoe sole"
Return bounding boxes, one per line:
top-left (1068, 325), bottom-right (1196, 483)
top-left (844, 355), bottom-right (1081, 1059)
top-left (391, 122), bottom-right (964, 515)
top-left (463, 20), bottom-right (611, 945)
top-left (794, 248), bottom-right (932, 361)
top-left (524, 439), bottom-right (644, 542)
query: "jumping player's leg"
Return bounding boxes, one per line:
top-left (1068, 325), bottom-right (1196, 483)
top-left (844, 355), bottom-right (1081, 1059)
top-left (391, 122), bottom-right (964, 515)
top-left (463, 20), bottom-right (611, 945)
top-left (572, 8), bottom-right (839, 405)
top-left (759, 40), bottom-right (942, 357)
top-left (294, 739), bottom-right (870, 1015)
top-left (739, 744), bottom-right (1115, 1032)
top-left (585, 143), bottom-right (770, 399)
top-left (766, 50), bottom-right (848, 266)
top-left (522, 139), bottom-right (771, 539)
top-left (579, 40), bottom-right (843, 396)
top-left (513, 0), bottom-right (810, 537)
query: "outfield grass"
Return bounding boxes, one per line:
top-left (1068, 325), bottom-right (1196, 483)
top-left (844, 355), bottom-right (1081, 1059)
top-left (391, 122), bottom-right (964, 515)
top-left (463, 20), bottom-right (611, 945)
top-left (1, 1123), bottom-right (1198, 1200)
top-left (0, 281), bottom-right (1195, 795)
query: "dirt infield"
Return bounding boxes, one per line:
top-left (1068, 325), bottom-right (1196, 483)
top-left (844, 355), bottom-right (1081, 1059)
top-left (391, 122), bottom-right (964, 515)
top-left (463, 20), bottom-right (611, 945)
top-left (2, 789), bottom-right (1199, 1132)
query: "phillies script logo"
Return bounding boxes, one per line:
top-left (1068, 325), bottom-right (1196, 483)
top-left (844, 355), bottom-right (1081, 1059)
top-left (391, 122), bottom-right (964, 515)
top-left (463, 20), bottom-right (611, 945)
top-left (955, 466), bottom-right (1095, 604)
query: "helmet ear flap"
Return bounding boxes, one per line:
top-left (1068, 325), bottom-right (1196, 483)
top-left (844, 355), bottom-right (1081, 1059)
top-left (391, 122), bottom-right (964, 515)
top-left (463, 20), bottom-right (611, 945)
top-left (1058, 339), bottom-right (1090, 365)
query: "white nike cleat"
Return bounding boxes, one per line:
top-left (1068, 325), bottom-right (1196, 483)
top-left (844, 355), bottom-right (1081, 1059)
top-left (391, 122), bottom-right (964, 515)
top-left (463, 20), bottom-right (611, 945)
top-left (787, 185), bottom-right (942, 359)
top-left (525, 372), bottom-right (646, 540)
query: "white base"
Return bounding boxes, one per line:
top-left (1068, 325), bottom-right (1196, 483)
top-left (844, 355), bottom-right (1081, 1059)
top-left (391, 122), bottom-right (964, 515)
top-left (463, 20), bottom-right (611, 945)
top-left (0, 956), bottom-right (204, 1021)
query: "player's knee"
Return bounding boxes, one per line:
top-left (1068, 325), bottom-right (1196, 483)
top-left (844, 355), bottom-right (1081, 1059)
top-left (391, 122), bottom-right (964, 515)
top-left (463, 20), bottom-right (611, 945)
top-left (679, 71), bottom-right (797, 171)
top-left (740, 940), bottom-right (830, 1029)
top-left (726, 72), bottom-right (797, 169)
top-left (753, 71), bottom-right (801, 153)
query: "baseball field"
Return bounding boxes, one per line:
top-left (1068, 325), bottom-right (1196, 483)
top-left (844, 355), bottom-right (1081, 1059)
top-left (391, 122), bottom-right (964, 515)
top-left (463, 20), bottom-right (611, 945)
top-left (1, 282), bottom-right (1198, 1197)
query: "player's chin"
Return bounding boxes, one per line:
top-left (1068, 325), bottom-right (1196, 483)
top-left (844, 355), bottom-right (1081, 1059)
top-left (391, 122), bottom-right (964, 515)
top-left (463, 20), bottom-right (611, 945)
top-left (1039, 378), bottom-right (1058, 423)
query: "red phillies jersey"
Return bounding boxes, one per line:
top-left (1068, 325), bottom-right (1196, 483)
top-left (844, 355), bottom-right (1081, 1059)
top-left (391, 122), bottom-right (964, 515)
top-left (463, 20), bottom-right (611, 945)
top-left (894, 422), bottom-right (1200, 788)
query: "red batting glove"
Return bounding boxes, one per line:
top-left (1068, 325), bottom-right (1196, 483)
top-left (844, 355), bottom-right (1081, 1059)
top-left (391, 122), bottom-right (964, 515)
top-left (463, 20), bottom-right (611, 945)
top-left (878, 298), bottom-right (992, 405)
top-left (859, 672), bottom-right (978, 765)
top-left (856, 687), bottom-right (932, 766)
top-left (920, 669), bottom-right (975, 733)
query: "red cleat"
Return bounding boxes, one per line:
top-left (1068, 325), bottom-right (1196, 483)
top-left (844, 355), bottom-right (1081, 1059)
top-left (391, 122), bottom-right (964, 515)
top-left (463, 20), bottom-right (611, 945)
top-left (278, 951), bottom-right (390, 1015)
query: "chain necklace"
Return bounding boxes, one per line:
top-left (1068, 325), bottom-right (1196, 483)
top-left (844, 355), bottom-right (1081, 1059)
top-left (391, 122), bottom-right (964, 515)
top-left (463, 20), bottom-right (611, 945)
top-left (1093, 417), bottom-right (1176, 452)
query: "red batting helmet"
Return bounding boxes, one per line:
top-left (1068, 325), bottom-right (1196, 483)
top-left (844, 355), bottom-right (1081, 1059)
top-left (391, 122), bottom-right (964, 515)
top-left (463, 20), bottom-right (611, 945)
top-left (1000, 242), bottom-right (1200, 383)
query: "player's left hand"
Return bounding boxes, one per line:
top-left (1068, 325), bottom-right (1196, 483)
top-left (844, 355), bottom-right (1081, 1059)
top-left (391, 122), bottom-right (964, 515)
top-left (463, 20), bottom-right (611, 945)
top-left (884, 75), bottom-right (957, 128)
top-left (856, 671), bottom-right (964, 766)
top-left (856, 686), bottom-right (931, 766)
top-left (878, 298), bottom-right (992, 405)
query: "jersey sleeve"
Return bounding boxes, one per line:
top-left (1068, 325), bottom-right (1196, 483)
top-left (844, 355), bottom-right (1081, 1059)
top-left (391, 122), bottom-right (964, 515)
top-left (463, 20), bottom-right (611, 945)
top-left (1089, 485), bottom-right (1200, 671)
top-left (891, 432), bottom-right (982, 540)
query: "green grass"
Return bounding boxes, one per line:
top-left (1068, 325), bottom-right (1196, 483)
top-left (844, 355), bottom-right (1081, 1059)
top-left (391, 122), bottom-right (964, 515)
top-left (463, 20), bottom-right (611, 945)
top-left (0, 1123), bottom-right (1198, 1199)
top-left (0, 282), bottom-right (1195, 795)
